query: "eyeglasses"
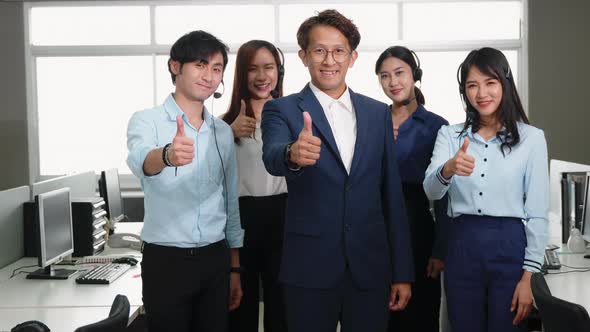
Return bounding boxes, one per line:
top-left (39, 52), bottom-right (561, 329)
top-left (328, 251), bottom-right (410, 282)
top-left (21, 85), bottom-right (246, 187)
top-left (307, 47), bottom-right (351, 63)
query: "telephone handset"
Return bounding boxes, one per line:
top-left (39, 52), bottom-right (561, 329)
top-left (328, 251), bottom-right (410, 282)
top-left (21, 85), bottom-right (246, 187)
top-left (108, 233), bottom-right (142, 251)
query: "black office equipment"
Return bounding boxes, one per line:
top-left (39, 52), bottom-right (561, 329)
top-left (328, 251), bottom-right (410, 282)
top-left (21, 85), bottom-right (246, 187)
top-left (71, 197), bottom-right (109, 257)
top-left (11, 320), bottom-right (50, 332)
top-left (98, 169), bottom-right (142, 249)
top-left (561, 172), bottom-right (588, 243)
top-left (531, 272), bottom-right (590, 332)
top-left (74, 294), bottom-right (130, 332)
top-left (581, 173), bottom-right (590, 243)
top-left (98, 169), bottom-right (124, 224)
top-left (111, 257), bottom-right (138, 266)
top-left (543, 249), bottom-right (562, 270)
top-left (25, 188), bottom-right (77, 279)
top-left (75, 263), bottom-right (131, 285)
top-left (26, 196), bottom-right (109, 258)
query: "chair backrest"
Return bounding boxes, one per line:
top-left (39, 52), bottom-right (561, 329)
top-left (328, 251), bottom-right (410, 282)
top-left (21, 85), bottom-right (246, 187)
top-left (531, 272), bottom-right (590, 332)
top-left (74, 294), bottom-right (130, 332)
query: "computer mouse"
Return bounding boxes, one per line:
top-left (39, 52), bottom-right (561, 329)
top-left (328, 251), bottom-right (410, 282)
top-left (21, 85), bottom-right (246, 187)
top-left (112, 257), bottom-right (138, 266)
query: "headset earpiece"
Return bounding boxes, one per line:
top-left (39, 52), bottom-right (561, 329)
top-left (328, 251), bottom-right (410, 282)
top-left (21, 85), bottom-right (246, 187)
top-left (271, 46), bottom-right (285, 99)
top-left (413, 67), bottom-right (423, 82)
top-left (276, 47), bottom-right (285, 81)
top-left (410, 50), bottom-right (423, 82)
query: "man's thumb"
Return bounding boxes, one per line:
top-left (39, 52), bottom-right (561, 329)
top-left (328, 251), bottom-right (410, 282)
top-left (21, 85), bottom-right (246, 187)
top-left (302, 112), bottom-right (313, 134)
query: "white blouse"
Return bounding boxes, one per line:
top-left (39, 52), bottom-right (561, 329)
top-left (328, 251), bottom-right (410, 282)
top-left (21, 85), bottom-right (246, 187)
top-left (235, 121), bottom-right (287, 197)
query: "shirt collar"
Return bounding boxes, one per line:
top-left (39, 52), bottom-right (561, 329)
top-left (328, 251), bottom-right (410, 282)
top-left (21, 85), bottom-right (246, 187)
top-left (411, 104), bottom-right (427, 123)
top-left (163, 93), bottom-right (212, 132)
top-left (461, 124), bottom-right (507, 144)
top-left (309, 81), bottom-right (354, 113)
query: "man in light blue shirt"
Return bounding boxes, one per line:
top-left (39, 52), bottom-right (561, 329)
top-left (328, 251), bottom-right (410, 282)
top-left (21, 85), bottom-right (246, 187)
top-left (126, 30), bottom-right (244, 332)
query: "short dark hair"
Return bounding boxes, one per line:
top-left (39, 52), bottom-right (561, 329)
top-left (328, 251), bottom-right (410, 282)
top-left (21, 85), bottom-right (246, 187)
top-left (296, 9), bottom-right (361, 51)
top-left (457, 47), bottom-right (529, 155)
top-left (167, 30), bottom-right (229, 84)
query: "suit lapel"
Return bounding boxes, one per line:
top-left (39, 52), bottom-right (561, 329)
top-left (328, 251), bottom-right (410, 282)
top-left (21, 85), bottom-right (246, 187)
top-left (297, 85), bottom-right (343, 166)
top-left (349, 88), bottom-right (368, 177)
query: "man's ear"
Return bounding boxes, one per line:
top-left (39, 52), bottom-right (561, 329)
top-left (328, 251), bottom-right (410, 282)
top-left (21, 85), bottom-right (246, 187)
top-left (298, 49), bottom-right (308, 68)
top-left (169, 60), bottom-right (182, 75)
top-left (349, 50), bottom-right (358, 68)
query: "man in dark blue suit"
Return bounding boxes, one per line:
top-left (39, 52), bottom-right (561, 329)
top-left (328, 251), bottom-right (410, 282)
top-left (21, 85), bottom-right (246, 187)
top-left (261, 9), bottom-right (414, 332)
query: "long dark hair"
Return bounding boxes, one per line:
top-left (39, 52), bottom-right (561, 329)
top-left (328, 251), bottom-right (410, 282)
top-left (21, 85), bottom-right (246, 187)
top-left (221, 40), bottom-right (284, 143)
top-left (375, 46), bottom-right (425, 105)
top-left (457, 47), bottom-right (528, 155)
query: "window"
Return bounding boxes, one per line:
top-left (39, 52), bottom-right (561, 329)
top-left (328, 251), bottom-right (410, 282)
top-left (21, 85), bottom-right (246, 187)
top-left (26, 1), bottom-right (526, 187)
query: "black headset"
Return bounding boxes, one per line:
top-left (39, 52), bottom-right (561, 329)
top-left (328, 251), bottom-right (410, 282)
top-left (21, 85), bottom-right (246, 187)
top-left (457, 52), bottom-right (512, 95)
top-left (213, 80), bottom-right (225, 99)
top-left (270, 46), bottom-right (285, 99)
top-left (409, 49), bottom-right (423, 82)
top-left (456, 50), bottom-right (512, 120)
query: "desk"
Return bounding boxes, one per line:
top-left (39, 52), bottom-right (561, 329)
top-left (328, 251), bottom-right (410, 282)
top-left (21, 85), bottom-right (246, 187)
top-left (0, 222), bottom-right (143, 329)
top-left (544, 250), bottom-right (590, 311)
top-left (0, 306), bottom-right (141, 332)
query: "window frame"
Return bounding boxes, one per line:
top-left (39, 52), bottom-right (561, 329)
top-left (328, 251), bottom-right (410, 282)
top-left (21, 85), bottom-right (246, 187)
top-left (24, 0), bottom-right (528, 191)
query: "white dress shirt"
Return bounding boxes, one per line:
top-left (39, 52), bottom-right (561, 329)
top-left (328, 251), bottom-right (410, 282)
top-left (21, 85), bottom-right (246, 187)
top-left (235, 120), bottom-right (288, 197)
top-left (309, 82), bottom-right (357, 174)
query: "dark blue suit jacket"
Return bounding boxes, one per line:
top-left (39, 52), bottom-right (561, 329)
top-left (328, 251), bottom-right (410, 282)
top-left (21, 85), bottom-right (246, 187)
top-left (261, 85), bottom-right (414, 289)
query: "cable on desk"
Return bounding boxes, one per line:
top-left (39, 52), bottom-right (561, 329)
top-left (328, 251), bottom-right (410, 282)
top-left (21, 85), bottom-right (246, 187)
top-left (547, 268), bottom-right (590, 275)
top-left (562, 264), bottom-right (590, 270)
top-left (9, 264), bottom-right (38, 279)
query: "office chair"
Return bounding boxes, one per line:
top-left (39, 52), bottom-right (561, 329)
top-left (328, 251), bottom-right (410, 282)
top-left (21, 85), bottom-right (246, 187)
top-left (531, 272), bottom-right (590, 332)
top-left (74, 294), bottom-right (130, 332)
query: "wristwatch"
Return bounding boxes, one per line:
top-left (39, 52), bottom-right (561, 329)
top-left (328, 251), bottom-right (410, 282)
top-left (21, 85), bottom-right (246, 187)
top-left (284, 143), bottom-right (292, 163)
top-left (284, 144), bottom-right (302, 171)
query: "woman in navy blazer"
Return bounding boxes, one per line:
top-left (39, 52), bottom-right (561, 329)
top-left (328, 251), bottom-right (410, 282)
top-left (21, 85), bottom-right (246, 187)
top-left (376, 46), bottom-right (450, 332)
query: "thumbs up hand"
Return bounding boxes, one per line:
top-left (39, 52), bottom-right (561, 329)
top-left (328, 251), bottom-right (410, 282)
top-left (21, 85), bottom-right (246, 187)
top-left (289, 112), bottom-right (322, 167)
top-left (442, 137), bottom-right (475, 178)
top-left (230, 100), bottom-right (257, 138)
top-left (167, 115), bottom-right (195, 167)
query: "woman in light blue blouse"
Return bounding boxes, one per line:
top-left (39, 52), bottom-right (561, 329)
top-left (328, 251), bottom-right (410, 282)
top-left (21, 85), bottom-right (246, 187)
top-left (423, 47), bottom-right (549, 332)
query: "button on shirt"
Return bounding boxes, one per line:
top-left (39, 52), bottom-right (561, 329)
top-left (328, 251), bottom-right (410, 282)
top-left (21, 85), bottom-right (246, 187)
top-left (423, 122), bottom-right (549, 272)
top-left (309, 82), bottom-right (356, 174)
top-left (126, 94), bottom-right (244, 248)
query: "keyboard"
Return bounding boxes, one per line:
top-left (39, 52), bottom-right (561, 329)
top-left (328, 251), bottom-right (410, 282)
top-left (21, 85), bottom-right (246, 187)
top-left (75, 263), bottom-right (131, 284)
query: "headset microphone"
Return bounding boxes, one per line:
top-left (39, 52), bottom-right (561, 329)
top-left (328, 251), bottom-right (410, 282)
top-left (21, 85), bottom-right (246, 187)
top-left (401, 96), bottom-right (416, 106)
top-left (213, 80), bottom-right (225, 99)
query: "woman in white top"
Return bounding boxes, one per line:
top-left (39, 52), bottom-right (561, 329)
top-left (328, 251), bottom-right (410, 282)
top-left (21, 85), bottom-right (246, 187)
top-left (222, 40), bottom-right (288, 332)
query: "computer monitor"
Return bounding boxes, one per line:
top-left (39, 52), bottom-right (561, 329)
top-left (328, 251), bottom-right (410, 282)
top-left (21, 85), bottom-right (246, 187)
top-left (27, 187), bottom-right (76, 280)
top-left (582, 173), bottom-right (590, 242)
top-left (98, 168), bottom-right (124, 224)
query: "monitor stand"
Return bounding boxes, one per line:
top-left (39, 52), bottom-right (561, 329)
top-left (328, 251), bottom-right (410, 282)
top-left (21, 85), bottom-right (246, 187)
top-left (26, 265), bottom-right (76, 280)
